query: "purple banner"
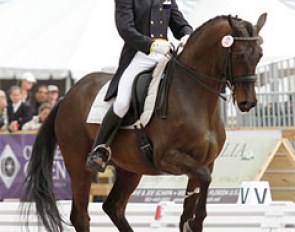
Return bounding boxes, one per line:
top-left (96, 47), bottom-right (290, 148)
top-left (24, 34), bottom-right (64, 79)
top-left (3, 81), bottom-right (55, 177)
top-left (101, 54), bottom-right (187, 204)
top-left (0, 134), bottom-right (72, 200)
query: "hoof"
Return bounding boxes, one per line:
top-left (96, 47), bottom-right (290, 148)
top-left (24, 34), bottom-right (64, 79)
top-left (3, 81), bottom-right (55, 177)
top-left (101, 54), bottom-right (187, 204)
top-left (183, 221), bottom-right (193, 232)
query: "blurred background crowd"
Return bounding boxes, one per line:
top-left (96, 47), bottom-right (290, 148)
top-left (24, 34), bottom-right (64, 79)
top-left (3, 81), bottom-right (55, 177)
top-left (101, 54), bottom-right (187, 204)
top-left (0, 72), bottom-right (60, 132)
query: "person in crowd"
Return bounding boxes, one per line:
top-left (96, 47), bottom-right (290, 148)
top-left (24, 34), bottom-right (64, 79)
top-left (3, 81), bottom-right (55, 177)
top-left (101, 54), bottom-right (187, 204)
top-left (19, 72), bottom-right (36, 104)
top-left (7, 85), bottom-right (33, 131)
top-left (22, 103), bottom-right (52, 131)
top-left (48, 85), bottom-right (59, 106)
top-left (0, 90), bottom-right (8, 131)
top-left (86, 0), bottom-right (193, 172)
top-left (30, 85), bottom-right (49, 116)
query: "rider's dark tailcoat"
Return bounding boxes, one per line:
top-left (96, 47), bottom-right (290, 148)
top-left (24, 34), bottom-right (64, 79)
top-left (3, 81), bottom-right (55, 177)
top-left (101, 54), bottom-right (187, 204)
top-left (104, 0), bottom-right (193, 101)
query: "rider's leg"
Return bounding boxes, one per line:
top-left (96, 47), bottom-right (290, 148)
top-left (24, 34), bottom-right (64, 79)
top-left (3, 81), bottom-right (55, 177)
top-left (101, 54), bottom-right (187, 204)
top-left (87, 52), bottom-right (161, 172)
top-left (86, 105), bottom-right (122, 172)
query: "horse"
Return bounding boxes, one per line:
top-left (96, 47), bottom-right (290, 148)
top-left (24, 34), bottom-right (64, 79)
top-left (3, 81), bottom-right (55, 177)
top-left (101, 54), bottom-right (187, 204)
top-left (22, 13), bottom-right (267, 232)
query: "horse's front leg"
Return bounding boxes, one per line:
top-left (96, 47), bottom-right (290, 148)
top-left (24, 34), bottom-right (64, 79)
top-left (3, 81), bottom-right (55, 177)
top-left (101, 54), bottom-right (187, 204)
top-left (183, 164), bottom-right (212, 232)
top-left (159, 150), bottom-right (213, 232)
top-left (180, 178), bottom-right (200, 231)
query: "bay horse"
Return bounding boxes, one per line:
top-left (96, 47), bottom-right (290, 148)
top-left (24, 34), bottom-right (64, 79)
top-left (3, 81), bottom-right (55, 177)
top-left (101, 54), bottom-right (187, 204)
top-left (23, 13), bottom-right (267, 232)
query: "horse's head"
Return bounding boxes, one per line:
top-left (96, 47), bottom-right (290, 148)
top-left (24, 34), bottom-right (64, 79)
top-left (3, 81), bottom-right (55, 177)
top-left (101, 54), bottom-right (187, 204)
top-left (225, 13), bottom-right (267, 112)
top-left (178, 13), bottom-right (267, 112)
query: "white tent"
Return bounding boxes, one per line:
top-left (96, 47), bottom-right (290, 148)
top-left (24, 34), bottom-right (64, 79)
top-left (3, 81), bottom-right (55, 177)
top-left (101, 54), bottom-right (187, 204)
top-left (0, 0), bottom-right (123, 80)
top-left (0, 0), bottom-right (294, 81)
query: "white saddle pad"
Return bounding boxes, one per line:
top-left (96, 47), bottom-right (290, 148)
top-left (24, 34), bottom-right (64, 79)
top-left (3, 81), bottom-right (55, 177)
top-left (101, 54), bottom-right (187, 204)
top-left (86, 57), bottom-right (168, 129)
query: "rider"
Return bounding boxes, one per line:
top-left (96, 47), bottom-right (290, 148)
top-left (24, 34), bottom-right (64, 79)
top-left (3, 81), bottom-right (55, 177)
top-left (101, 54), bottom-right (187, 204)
top-left (86, 0), bottom-right (193, 172)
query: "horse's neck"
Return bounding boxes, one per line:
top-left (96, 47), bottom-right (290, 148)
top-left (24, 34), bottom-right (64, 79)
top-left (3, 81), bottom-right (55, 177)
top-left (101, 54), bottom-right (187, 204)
top-left (171, 59), bottom-right (222, 113)
top-left (170, 19), bottom-right (230, 122)
top-left (171, 35), bottom-right (229, 123)
top-left (179, 18), bottom-right (229, 69)
top-left (170, 66), bottom-right (221, 121)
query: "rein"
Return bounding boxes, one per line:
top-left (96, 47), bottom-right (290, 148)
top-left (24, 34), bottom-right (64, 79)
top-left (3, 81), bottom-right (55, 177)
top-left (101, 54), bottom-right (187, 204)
top-left (173, 57), bottom-right (228, 101)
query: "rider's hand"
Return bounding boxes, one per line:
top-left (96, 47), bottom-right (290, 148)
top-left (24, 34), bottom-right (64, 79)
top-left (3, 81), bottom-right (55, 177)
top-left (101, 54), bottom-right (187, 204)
top-left (180, 34), bottom-right (190, 46)
top-left (150, 40), bottom-right (172, 55)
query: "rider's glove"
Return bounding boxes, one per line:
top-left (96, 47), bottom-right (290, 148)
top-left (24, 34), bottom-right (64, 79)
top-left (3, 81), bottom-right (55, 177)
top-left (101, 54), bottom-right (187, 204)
top-left (150, 40), bottom-right (172, 55)
top-left (180, 34), bottom-right (190, 47)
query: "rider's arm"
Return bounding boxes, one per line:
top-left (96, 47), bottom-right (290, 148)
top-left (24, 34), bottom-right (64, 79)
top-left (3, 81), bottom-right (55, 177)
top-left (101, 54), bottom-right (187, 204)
top-left (115, 0), bottom-right (153, 54)
top-left (169, 0), bottom-right (193, 40)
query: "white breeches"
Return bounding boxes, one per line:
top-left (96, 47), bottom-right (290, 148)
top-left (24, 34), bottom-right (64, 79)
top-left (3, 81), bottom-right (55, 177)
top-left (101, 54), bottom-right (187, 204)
top-left (113, 51), bottom-right (164, 118)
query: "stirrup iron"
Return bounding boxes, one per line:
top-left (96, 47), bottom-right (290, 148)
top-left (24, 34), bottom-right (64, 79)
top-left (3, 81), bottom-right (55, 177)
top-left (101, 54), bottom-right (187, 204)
top-left (88, 144), bottom-right (112, 172)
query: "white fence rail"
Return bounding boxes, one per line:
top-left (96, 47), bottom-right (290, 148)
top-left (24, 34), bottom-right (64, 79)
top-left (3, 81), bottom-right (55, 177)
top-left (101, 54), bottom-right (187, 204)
top-left (0, 201), bottom-right (294, 232)
top-left (223, 92), bottom-right (295, 128)
top-left (222, 57), bottom-right (295, 128)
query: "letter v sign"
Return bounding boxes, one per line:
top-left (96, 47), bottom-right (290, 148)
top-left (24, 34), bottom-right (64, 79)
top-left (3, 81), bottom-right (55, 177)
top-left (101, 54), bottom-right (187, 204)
top-left (254, 187), bottom-right (268, 204)
top-left (240, 188), bottom-right (249, 204)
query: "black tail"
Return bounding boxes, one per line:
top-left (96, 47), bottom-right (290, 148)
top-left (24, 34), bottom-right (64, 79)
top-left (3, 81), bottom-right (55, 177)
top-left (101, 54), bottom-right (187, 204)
top-left (22, 101), bottom-right (63, 232)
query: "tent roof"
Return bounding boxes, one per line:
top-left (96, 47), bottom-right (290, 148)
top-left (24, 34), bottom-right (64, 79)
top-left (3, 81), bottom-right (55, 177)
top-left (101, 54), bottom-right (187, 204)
top-left (0, 0), bottom-right (123, 79)
top-left (0, 67), bottom-right (70, 80)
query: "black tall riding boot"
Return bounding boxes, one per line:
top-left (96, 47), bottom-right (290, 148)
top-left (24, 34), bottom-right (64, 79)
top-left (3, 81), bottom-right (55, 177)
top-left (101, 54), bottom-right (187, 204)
top-left (86, 106), bottom-right (122, 172)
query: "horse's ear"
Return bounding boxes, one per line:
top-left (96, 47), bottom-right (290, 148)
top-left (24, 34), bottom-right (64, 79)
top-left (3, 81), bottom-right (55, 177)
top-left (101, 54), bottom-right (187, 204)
top-left (227, 15), bottom-right (236, 30)
top-left (256, 13), bottom-right (267, 33)
top-left (228, 15), bottom-right (245, 33)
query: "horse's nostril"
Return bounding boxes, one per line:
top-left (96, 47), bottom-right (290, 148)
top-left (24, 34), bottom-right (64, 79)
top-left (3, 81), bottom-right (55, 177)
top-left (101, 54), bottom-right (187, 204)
top-left (241, 101), bottom-right (249, 107)
top-left (239, 100), bottom-right (256, 112)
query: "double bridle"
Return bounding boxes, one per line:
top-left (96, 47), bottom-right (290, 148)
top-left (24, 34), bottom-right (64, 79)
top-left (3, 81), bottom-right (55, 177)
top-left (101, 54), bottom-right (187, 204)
top-left (225, 36), bottom-right (261, 84)
top-left (172, 34), bottom-right (262, 101)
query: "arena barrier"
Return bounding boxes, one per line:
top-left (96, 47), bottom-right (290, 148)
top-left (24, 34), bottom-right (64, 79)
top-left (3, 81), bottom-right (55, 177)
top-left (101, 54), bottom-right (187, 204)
top-left (152, 201), bottom-right (295, 232)
top-left (0, 201), bottom-right (294, 232)
top-left (223, 57), bottom-right (295, 128)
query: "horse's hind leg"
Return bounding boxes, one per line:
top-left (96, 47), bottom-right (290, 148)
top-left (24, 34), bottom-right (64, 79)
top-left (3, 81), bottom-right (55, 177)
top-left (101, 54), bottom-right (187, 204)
top-left (70, 169), bottom-right (93, 232)
top-left (103, 167), bottom-right (142, 232)
top-left (70, 169), bottom-right (92, 232)
top-left (60, 146), bottom-right (93, 232)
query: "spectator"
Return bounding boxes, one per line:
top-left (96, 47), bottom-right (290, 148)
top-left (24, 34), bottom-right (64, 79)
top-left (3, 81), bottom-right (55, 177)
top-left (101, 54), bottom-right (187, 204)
top-left (19, 72), bottom-right (36, 104)
top-left (31, 85), bottom-right (49, 116)
top-left (22, 103), bottom-right (52, 131)
top-left (48, 85), bottom-right (59, 106)
top-left (7, 85), bottom-right (32, 131)
top-left (0, 90), bottom-right (8, 130)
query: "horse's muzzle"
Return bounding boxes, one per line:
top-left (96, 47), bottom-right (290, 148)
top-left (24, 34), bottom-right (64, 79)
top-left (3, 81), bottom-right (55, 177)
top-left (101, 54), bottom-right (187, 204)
top-left (238, 99), bottom-right (257, 112)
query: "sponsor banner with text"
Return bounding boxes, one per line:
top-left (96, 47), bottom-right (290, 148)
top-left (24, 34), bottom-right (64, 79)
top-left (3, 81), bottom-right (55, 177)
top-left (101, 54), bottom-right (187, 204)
top-left (0, 134), bottom-right (71, 200)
